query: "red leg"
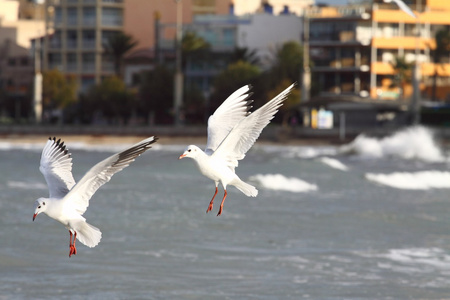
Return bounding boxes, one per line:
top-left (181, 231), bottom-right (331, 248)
top-left (73, 232), bottom-right (77, 255)
top-left (69, 231), bottom-right (77, 257)
top-left (69, 231), bottom-right (74, 257)
top-left (217, 189), bottom-right (227, 216)
top-left (206, 187), bottom-right (218, 213)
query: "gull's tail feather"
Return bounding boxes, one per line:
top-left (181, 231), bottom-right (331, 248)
top-left (233, 179), bottom-right (258, 197)
top-left (76, 221), bottom-right (102, 248)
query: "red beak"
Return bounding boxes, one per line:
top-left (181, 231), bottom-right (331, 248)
top-left (179, 154), bottom-right (186, 159)
top-left (33, 213), bottom-right (37, 221)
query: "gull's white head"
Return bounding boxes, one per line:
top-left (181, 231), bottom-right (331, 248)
top-left (179, 145), bottom-right (201, 160)
top-left (33, 198), bottom-right (47, 221)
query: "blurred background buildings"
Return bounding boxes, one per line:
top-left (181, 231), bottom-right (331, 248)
top-left (0, 0), bottom-right (449, 130)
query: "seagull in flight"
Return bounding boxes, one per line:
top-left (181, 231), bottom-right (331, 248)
top-left (179, 83), bottom-right (296, 216)
top-left (33, 136), bottom-right (158, 257)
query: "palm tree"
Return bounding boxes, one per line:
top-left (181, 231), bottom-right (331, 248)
top-left (390, 55), bottom-right (413, 99)
top-left (431, 27), bottom-right (450, 101)
top-left (230, 47), bottom-right (260, 65)
top-left (181, 31), bottom-right (210, 69)
top-left (104, 31), bottom-right (138, 77)
top-left (268, 41), bottom-right (303, 89)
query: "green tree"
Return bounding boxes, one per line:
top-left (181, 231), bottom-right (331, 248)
top-left (431, 27), bottom-right (450, 101)
top-left (267, 80), bottom-right (300, 126)
top-left (268, 41), bottom-right (303, 88)
top-left (83, 76), bottom-right (135, 124)
top-left (42, 69), bottom-right (77, 111)
top-left (104, 31), bottom-right (138, 77)
top-left (211, 60), bottom-right (262, 111)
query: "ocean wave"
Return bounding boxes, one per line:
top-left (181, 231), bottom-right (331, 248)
top-left (365, 170), bottom-right (450, 190)
top-left (340, 126), bottom-right (445, 163)
top-left (249, 173), bottom-right (318, 193)
top-left (318, 157), bottom-right (348, 171)
top-left (8, 180), bottom-right (47, 190)
top-left (0, 141), bottom-right (175, 153)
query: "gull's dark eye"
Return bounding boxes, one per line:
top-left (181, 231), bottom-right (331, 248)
top-left (188, 149), bottom-right (191, 152)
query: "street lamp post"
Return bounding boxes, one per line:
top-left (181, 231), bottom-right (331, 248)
top-left (301, 12), bottom-right (310, 103)
top-left (173, 0), bottom-right (183, 126)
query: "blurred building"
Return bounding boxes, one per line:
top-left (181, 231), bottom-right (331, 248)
top-left (306, 0), bottom-right (450, 102)
top-left (124, 0), bottom-right (305, 93)
top-left (0, 0), bottom-right (45, 119)
top-left (43, 0), bottom-right (125, 92)
top-left (231, 0), bottom-right (313, 16)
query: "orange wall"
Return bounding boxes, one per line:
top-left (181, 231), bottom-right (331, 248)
top-left (427, 0), bottom-right (450, 10)
top-left (372, 62), bottom-right (450, 76)
top-left (372, 37), bottom-right (435, 50)
top-left (374, 9), bottom-right (450, 25)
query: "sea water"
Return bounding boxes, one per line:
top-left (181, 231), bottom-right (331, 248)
top-left (1, 126), bottom-right (450, 299)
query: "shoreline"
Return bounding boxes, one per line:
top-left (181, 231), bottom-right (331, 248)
top-left (0, 133), bottom-right (339, 146)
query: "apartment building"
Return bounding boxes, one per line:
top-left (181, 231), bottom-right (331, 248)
top-left (307, 0), bottom-right (450, 101)
top-left (43, 0), bottom-right (124, 92)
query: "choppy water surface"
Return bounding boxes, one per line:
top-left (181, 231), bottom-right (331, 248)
top-left (2, 126), bottom-right (450, 299)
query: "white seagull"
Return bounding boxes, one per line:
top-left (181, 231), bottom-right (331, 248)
top-left (179, 83), bottom-right (296, 216)
top-left (33, 136), bottom-right (158, 257)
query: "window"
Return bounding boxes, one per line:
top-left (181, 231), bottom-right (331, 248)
top-left (82, 30), bottom-right (96, 49)
top-left (67, 53), bottom-right (77, 72)
top-left (83, 7), bottom-right (96, 26)
top-left (101, 7), bottom-right (122, 26)
top-left (82, 53), bottom-right (96, 72)
top-left (67, 30), bottom-right (77, 49)
top-left (67, 7), bottom-right (77, 26)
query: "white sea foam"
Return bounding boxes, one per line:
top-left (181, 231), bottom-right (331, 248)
top-left (383, 248), bottom-right (450, 269)
top-left (249, 173), bottom-right (318, 193)
top-left (318, 157), bottom-right (349, 171)
top-left (340, 126), bottom-right (445, 162)
top-left (365, 170), bottom-right (450, 190)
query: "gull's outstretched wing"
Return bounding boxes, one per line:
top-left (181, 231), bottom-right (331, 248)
top-left (391, 0), bottom-right (417, 19)
top-left (63, 136), bottom-right (158, 215)
top-left (205, 85), bottom-right (253, 155)
top-left (40, 137), bottom-right (76, 198)
top-left (213, 83), bottom-right (296, 170)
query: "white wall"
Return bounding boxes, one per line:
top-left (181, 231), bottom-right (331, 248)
top-left (237, 14), bottom-right (302, 68)
top-left (232, 0), bottom-right (313, 16)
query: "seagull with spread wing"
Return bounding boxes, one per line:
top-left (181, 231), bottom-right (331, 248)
top-left (179, 83), bottom-right (295, 216)
top-left (33, 136), bottom-right (157, 257)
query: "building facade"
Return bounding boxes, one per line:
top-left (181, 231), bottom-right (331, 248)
top-left (307, 0), bottom-right (450, 101)
top-left (43, 0), bottom-right (124, 92)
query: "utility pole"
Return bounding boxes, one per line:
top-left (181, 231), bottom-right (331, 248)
top-left (33, 0), bottom-right (44, 123)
